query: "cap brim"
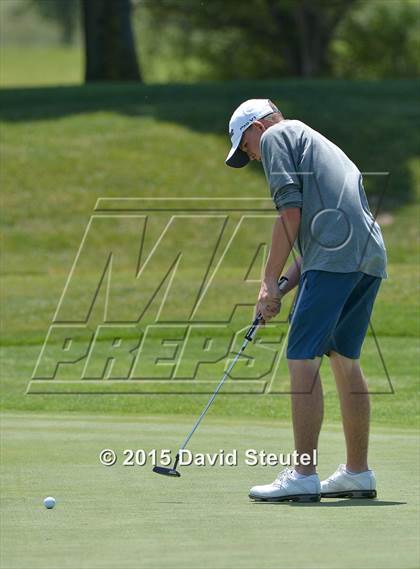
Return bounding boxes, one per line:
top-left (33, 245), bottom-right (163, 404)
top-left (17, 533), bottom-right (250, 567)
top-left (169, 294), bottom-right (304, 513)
top-left (225, 145), bottom-right (250, 168)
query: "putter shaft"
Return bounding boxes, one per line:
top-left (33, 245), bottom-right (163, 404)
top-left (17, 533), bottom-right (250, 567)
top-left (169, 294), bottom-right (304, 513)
top-left (154, 276), bottom-right (289, 476)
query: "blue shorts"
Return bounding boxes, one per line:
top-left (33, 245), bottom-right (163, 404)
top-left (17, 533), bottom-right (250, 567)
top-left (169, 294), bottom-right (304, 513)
top-left (287, 270), bottom-right (382, 360)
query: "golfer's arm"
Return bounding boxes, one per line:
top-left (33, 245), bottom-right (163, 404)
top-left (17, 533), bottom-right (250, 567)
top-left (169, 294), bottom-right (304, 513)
top-left (281, 255), bottom-right (302, 295)
top-left (264, 208), bottom-right (301, 291)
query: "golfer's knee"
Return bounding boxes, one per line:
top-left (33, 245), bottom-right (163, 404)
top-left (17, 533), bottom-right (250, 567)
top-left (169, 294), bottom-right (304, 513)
top-left (330, 350), bottom-right (361, 373)
top-left (288, 358), bottom-right (320, 374)
top-left (330, 350), bottom-right (358, 362)
top-left (288, 358), bottom-right (321, 388)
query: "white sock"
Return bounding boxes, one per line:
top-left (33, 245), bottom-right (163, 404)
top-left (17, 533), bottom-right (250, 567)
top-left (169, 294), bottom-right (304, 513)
top-left (345, 467), bottom-right (368, 475)
top-left (292, 470), bottom-right (314, 479)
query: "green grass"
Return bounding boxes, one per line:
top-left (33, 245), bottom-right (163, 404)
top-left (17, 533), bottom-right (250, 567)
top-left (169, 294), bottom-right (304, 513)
top-left (1, 413), bottom-right (419, 569)
top-left (0, 46), bottom-right (83, 87)
top-left (0, 80), bottom-right (419, 569)
top-left (1, 80), bottom-right (419, 205)
top-left (1, 335), bottom-right (417, 426)
top-left (0, 80), bottom-right (419, 429)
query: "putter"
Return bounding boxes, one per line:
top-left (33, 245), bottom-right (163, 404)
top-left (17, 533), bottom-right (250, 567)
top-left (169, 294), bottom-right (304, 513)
top-left (153, 276), bottom-right (289, 478)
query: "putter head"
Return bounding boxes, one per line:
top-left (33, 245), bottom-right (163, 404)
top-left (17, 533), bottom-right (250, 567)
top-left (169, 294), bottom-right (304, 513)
top-left (153, 465), bottom-right (181, 478)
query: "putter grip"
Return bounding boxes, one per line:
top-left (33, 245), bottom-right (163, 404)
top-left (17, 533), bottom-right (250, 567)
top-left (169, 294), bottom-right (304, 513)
top-left (244, 276), bottom-right (289, 342)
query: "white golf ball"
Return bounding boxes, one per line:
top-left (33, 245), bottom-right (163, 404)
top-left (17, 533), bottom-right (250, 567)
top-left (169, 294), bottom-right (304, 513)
top-left (43, 496), bottom-right (56, 509)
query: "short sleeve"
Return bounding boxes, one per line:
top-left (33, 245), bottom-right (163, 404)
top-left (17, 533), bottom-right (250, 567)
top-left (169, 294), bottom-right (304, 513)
top-left (260, 127), bottom-right (303, 211)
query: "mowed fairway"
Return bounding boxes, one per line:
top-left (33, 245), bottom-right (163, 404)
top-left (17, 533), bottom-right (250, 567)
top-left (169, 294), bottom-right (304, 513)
top-left (1, 413), bottom-right (419, 569)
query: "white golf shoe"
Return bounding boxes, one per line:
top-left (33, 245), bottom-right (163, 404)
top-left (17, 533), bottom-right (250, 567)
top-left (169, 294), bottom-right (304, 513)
top-left (249, 469), bottom-right (321, 503)
top-left (321, 464), bottom-right (377, 499)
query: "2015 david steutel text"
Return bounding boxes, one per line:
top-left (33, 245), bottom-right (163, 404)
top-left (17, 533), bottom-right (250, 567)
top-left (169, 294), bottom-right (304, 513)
top-left (99, 448), bottom-right (317, 467)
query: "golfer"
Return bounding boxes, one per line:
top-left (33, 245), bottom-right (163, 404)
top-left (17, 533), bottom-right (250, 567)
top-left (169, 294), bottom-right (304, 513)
top-left (225, 99), bottom-right (387, 502)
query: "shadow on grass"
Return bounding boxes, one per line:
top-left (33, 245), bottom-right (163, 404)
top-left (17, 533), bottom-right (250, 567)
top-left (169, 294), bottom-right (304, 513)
top-left (252, 500), bottom-right (406, 507)
top-left (1, 79), bottom-right (419, 207)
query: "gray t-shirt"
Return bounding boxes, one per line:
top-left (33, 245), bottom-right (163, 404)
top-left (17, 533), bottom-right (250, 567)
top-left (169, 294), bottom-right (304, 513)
top-left (260, 120), bottom-right (387, 278)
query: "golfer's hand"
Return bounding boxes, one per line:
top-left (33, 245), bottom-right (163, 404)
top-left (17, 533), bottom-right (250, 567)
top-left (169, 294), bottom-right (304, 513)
top-left (255, 278), bottom-right (282, 324)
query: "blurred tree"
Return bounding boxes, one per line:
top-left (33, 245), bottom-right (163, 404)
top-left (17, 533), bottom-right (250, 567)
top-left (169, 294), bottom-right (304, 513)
top-left (265, 0), bottom-right (358, 76)
top-left (22, 0), bottom-right (79, 44)
top-left (82, 0), bottom-right (142, 81)
top-left (145, 0), bottom-right (357, 78)
top-left (332, 0), bottom-right (420, 79)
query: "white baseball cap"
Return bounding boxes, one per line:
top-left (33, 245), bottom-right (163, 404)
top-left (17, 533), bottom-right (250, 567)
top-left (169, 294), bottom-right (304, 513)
top-left (225, 99), bottom-right (279, 168)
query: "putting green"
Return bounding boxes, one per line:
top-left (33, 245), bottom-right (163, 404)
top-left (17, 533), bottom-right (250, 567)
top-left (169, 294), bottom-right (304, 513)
top-left (1, 413), bottom-right (418, 569)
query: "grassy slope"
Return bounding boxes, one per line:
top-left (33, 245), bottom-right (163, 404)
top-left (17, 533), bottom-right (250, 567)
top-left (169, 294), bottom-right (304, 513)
top-left (1, 81), bottom-right (419, 426)
top-left (0, 46), bottom-right (83, 87)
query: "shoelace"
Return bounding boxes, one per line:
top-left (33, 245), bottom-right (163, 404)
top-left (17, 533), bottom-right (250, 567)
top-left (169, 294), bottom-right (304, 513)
top-left (330, 465), bottom-right (346, 481)
top-left (273, 468), bottom-right (294, 487)
top-left (327, 465), bottom-right (346, 487)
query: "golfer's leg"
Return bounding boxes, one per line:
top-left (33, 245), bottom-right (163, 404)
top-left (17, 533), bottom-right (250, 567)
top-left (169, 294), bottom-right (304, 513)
top-left (329, 351), bottom-right (370, 472)
top-left (288, 358), bottom-right (323, 476)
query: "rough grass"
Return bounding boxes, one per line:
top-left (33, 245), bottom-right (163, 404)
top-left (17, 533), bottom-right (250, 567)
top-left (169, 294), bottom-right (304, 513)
top-left (1, 322), bottom-right (418, 428)
top-left (0, 46), bottom-right (83, 87)
top-left (1, 80), bottom-right (419, 428)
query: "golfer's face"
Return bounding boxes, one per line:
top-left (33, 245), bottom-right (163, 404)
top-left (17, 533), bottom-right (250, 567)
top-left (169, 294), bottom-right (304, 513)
top-left (240, 124), bottom-right (262, 161)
